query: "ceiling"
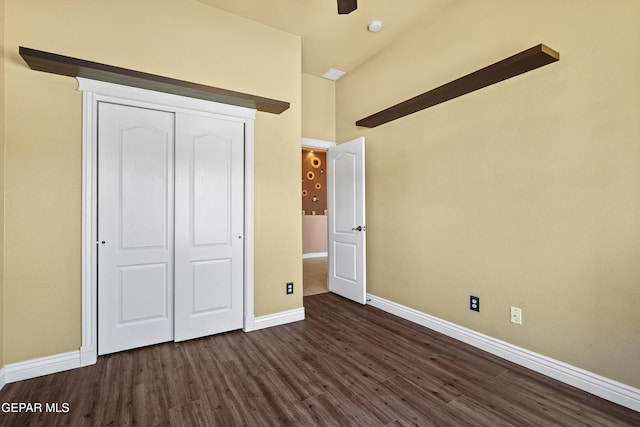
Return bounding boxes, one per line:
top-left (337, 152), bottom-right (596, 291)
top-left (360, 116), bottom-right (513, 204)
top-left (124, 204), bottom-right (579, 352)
top-left (196, 0), bottom-right (455, 77)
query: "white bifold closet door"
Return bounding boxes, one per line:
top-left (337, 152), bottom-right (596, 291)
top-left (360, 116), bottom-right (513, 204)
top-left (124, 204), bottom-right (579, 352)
top-left (97, 102), bottom-right (244, 355)
top-left (173, 112), bottom-right (244, 342)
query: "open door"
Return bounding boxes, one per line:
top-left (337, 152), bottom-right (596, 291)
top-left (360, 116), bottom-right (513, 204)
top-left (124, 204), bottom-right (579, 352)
top-left (327, 137), bottom-right (366, 304)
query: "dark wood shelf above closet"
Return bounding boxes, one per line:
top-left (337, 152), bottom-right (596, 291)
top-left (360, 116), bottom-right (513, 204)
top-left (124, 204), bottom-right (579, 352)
top-left (356, 44), bottom-right (559, 128)
top-left (19, 46), bottom-right (290, 114)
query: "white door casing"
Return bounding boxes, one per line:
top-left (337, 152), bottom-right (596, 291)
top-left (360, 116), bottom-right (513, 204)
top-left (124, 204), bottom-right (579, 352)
top-left (327, 137), bottom-right (366, 304)
top-left (174, 113), bottom-right (244, 341)
top-left (79, 78), bottom-right (256, 365)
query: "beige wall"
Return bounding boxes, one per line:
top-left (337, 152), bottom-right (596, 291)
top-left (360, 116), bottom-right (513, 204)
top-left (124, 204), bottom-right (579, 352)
top-left (0, 0), bottom-right (5, 368)
top-left (253, 109), bottom-right (303, 316)
top-left (3, 0), bottom-right (301, 364)
top-left (302, 73), bottom-right (335, 141)
top-left (302, 216), bottom-right (328, 254)
top-left (336, 0), bottom-right (640, 388)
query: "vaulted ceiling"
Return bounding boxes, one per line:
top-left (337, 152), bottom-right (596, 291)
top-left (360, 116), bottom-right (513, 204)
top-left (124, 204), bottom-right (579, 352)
top-left (196, 0), bottom-right (456, 77)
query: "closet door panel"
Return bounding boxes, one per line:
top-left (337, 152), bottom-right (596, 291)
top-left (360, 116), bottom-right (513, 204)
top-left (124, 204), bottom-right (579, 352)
top-left (174, 113), bottom-right (244, 342)
top-left (120, 128), bottom-right (171, 249)
top-left (97, 102), bottom-right (175, 355)
top-left (192, 259), bottom-right (232, 313)
top-left (193, 136), bottom-right (231, 246)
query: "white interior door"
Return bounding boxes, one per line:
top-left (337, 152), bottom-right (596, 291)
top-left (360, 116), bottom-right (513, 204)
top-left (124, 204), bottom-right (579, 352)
top-left (98, 102), bottom-right (175, 355)
top-left (328, 137), bottom-right (366, 304)
top-left (174, 113), bottom-right (244, 341)
top-left (98, 103), bottom-right (245, 354)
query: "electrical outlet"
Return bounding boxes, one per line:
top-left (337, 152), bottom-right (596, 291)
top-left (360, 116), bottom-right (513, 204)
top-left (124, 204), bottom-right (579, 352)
top-left (510, 306), bottom-right (522, 325)
top-left (470, 295), bottom-right (480, 312)
top-left (286, 282), bottom-right (294, 295)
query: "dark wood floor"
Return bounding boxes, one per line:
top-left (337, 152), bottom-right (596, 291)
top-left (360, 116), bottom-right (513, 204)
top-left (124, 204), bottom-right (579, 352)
top-left (1, 293), bottom-right (638, 426)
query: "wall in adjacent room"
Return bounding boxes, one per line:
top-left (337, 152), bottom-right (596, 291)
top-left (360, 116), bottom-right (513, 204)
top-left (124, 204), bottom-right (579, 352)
top-left (3, 0), bottom-right (301, 363)
top-left (336, 0), bottom-right (640, 388)
top-left (302, 150), bottom-right (327, 215)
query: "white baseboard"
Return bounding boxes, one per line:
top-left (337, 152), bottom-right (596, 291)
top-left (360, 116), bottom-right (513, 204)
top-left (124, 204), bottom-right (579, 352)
top-left (245, 307), bottom-right (305, 332)
top-left (303, 252), bottom-right (328, 259)
top-left (3, 351), bottom-right (81, 385)
top-left (367, 293), bottom-right (640, 412)
top-left (80, 345), bottom-right (97, 367)
top-left (0, 366), bottom-right (6, 391)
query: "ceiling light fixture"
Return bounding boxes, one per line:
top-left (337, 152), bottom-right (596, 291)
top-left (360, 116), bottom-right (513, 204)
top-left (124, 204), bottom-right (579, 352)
top-left (368, 20), bottom-right (383, 33)
top-left (321, 68), bottom-right (346, 81)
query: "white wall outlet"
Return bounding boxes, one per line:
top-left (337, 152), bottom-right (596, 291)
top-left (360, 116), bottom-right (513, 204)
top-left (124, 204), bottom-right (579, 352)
top-left (510, 306), bottom-right (523, 325)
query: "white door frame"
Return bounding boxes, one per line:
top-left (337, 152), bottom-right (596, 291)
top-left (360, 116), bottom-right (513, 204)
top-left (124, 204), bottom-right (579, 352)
top-left (78, 78), bottom-right (256, 366)
top-left (301, 137), bottom-right (336, 151)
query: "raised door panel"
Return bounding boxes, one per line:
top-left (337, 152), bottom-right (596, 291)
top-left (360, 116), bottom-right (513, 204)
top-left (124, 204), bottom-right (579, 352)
top-left (192, 259), bottom-right (232, 313)
top-left (118, 263), bottom-right (170, 323)
top-left (334, 153), bottom-right (358, 234)
top-left (334, 242), bottom-right (357, 283)
top-left (120, 128), bottom-right (170, 249)
top-left (193, 135), bottom-right (231, 247)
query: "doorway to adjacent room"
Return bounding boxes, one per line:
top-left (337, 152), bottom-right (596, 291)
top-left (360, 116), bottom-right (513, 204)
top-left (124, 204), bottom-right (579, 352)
top-left (301, 137), bottom-right (367, 303)
top-left (301, 138), bottom-right (333, 296)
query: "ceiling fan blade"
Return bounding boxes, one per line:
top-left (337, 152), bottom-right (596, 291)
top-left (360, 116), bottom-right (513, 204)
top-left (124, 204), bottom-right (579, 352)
top-left (337, 0), bottom-right (357, 15)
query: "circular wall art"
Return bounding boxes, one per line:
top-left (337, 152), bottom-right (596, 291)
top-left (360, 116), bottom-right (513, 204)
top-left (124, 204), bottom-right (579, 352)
top-left (302, 190), bottom-right (308, 196)
top-left (306, 171), bottom-right (315, 180)
top-left (311, 157), bottom-right (322, 168)
top-left (315, 183), bottom-right (322, 190)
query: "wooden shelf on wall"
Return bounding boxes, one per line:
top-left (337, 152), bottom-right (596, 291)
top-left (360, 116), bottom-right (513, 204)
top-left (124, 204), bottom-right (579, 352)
top-left (19, 46), bottom-right (290, 114)
top-left (356, 44), bottom-right (559, 128)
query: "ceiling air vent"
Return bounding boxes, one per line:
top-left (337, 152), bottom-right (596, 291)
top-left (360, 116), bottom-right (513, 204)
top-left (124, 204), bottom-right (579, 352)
top-left (321, 68), bottom-right (346, 81)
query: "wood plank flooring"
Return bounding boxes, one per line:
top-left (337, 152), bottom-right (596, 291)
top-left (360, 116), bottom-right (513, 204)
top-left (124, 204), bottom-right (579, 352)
top-left (1, 293), bottom-right (638, 426)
